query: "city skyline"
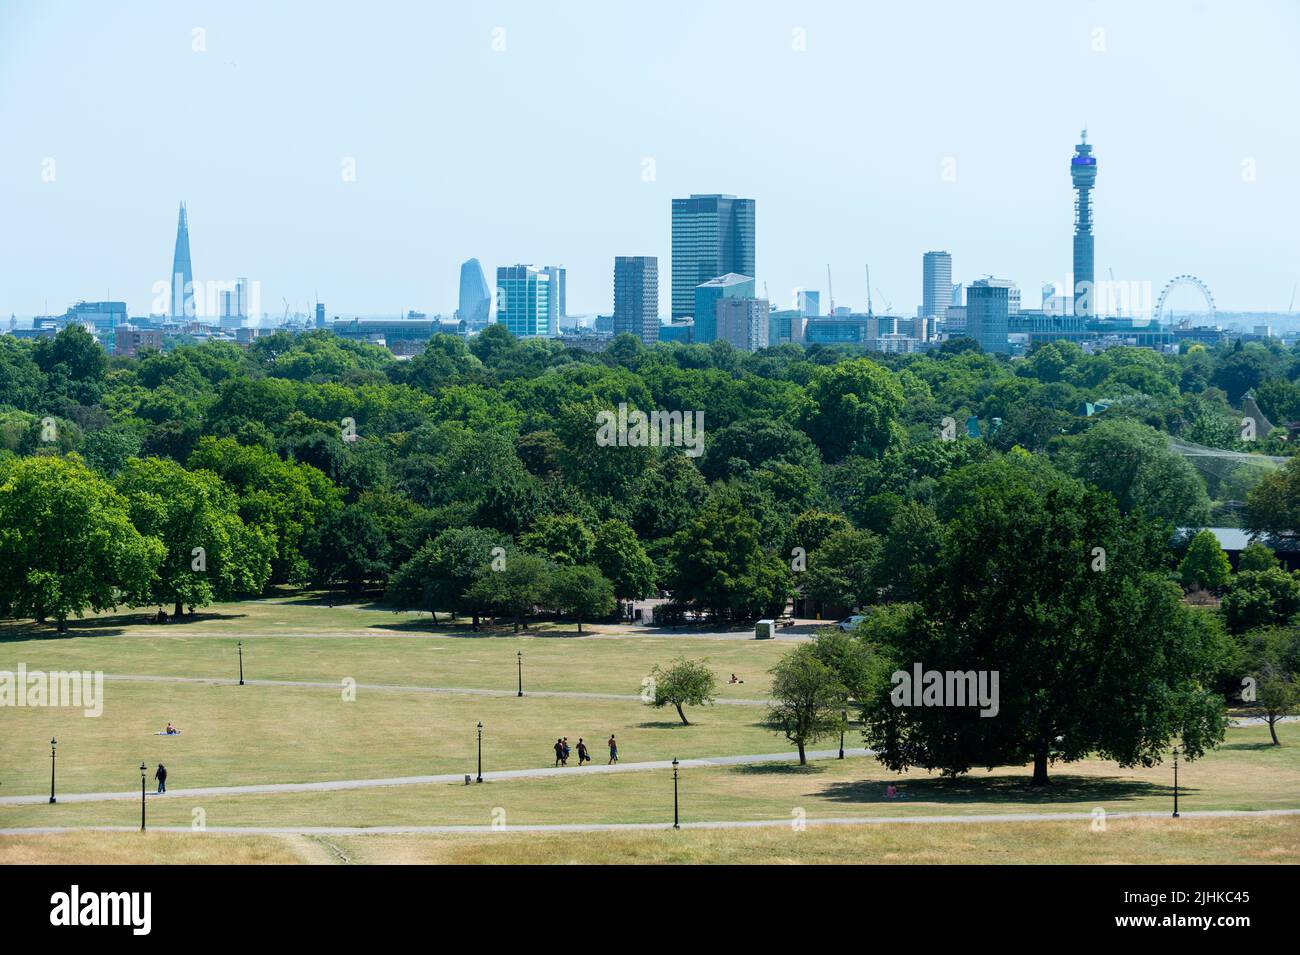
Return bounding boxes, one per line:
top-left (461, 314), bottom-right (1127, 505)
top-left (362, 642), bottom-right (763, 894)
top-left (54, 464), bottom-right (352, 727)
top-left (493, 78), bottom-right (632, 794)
top-left (2, 1), bottom-right (1298, 320)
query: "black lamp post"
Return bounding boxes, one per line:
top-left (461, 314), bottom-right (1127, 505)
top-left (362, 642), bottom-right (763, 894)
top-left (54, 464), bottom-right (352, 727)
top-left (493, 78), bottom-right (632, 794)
top-left (1172, 746), bottom-right (1181, 818)
top-left (238, 641), bottom-right (244, 686)
top-left (517, 650), bottom-right (523, 698)
top-left (672, 758), bottom-right (680, 829)
top-left (476, 721), bottom-right (483, 783)
top-left (839, 710), bottom-right (847, 759)
top-left (49, 737), bottom-right (57, 804)
top-left (139, 762), bottom-right (147, 831)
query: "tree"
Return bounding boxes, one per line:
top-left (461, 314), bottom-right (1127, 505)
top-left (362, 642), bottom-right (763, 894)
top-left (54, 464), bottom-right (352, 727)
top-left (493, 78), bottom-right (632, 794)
top-left (188, 437), bottom-right (342, 584)
top-left (1238, 541), bottom-right (1280, 573)
top-left (809, 629), bottom-right (872, 702)
top-left (544, 564), bottom-right (615, 633)
top-left (648, 657), bottom-right (718, 725)
top-left (0, 455), bottom-right (163, 631)
top-left (1177, 530), bottom-right (1232, 593)
top-left (1246, 456), bottom-right (1300, 542)
top-left (1056, 419), bottom-right (1211, 526)
top-left (307, 503), bottom-right (392, 594)
top-left (861, 455), bottom-right (1228, 785)
top-left (520, 514), bottom-right (594, 566)
top-left (784, 509), bottom-right (853, 558)
top-left (665, 488), bottom-right (792, 620)
top-left (1257, 668), bottom-right (1298, 745)
top-left (592, 519), bottom-right (656, 601)
top-left (767, 644), bottom-right (848, 764)
top-left (802, 528), bottom-right (881, 610)
top-left (118, 457), bottom-right (273, 616)
top-left (464, 552), bottom-right (550, 631)
top-left (385, 527), bottom-right (503, 626)
top-left (1220, 568), bottom-right (1300, 634)
top-left (800, 358), bottom-right (904, 462)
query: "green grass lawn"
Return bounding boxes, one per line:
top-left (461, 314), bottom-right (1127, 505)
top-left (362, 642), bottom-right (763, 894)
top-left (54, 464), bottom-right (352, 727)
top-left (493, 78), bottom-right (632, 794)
top-left (3, 723), bottom-right (1296, 830)
top-left (1, 596), bottom-right (788, 697)
top-left (4, 593), bottom-right (1299, 864)
top-left (4, 816), bottom-right (1298, 865)
top-left (0, 680), bottom-right (786, 796)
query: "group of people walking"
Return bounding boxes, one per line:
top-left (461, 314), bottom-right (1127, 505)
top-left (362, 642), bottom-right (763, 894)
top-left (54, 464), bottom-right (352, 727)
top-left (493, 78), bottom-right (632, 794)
top-left (553, 734), bottom-right (619, 766)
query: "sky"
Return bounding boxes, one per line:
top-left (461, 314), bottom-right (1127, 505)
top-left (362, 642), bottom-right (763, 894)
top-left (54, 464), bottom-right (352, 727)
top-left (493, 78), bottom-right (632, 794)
top-left (2, 0), bottom-right (1298, 322)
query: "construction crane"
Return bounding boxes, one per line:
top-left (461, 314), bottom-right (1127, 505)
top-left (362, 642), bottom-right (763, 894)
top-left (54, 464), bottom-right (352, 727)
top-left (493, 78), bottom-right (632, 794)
top-left (1289, 282), bottom-right (1297, 313)
top-left (864, 265), bottom-right (873, 318)
top-left (826, 264), bottom-right (835, 315)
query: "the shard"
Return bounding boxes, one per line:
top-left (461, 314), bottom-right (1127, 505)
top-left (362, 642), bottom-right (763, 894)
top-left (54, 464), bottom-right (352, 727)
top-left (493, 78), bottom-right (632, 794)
top-left (170, 201), bottom-right (194, 319)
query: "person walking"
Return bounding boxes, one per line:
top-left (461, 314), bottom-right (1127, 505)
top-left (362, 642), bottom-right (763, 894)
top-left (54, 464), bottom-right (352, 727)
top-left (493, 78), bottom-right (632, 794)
top-left (561, 737), bottom-right (571, 766)
top-left (154, 763), bottom-right (168, 794)
top-left (576, 738), bottom-right (590, 766)
top-left (553, 738), bottom-right (565, 767)
top-left (607, 734), bottom-right (619, 764)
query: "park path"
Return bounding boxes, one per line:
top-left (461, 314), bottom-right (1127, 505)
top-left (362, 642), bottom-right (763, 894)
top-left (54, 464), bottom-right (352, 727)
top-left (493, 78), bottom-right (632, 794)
top-left (0, 748), bottom-right (871, 807)
top-left (4, 807), bottom-right (1299, 836)
top-left (98, 672), bottom-right (768, 705)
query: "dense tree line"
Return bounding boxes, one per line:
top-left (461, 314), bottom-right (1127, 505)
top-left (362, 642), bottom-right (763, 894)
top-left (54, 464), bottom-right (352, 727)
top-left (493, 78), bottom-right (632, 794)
top-left (4, 323), bottom-right (1300, 771)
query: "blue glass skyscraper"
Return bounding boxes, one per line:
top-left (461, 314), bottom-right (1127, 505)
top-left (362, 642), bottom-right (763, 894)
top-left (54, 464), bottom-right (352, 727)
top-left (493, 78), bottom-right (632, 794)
top-left (671, 194), bottom-right (755, 319)
top-left (458, 258), bottom-right (491, 327)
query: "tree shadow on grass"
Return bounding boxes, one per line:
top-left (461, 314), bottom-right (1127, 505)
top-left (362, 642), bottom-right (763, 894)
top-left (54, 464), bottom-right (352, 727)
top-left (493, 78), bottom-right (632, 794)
top-left (732, 762), bottom-right (826, 776)
top-left (635, 721), bottom-right (694, 729)
top-left (1219, 741), bottom-right (1284, 753)
top-left (0, 609), bottom-right (257, 642)
top-left (816, 773), bottom-right (1183, 807)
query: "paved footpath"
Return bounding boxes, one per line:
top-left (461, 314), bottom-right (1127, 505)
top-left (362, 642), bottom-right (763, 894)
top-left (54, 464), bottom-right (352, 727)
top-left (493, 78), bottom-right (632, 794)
top-left (99, 672), bottom-right (768, 706)
top-left (0, 749), bottom-right (871, 807)
top-left (4, 808), bottom-right (1298, 836)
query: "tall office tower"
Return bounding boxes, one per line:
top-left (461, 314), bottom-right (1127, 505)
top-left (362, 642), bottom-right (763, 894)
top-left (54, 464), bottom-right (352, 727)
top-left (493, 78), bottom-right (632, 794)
top-left (495, 265), bottom-right (554, 337)
top-left (670, 194), bottom-right (755, 319)
top-left (966, 278), bottom-right (1014, 354)
top-left (715, 297), bottom-right (771, 352)
top-left (693, 273), bottom-right (755, 343)
top-left (922, 251), bottom-right (953, 323)
top-left (315, 303), bottom-right (326, 328)
top-left (458, 258), bottom-right (492, 327)
top-left (170, 201), bottom-right (194, 319)
top-left (1071, 129), bottom-right (1097, 318)
top-left (543, 266), bottom-right (566, 328)
top-left (797, 289), bottom-right (820, 317)
top-left (235, 277), bottom-right (250, 321)
top-left (613, 256), bottom-right (659, 346)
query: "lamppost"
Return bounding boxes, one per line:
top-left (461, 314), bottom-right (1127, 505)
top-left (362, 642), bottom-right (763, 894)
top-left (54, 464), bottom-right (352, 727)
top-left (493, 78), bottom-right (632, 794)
top-left (238, 641), bottom-right (244, 686)
top-left (672, 758), bottom-right (680, 830)
top-left (49, 738), bottom-right (57, 804)
top-left (839, 710), bottom-right (847, 759)
top-left (139, 762), bottom-right (147, 831)
top-left (1172, 746), bottom-right (1181, 818)
top-left (517, 650), bottom-right (523, 697)
top-left (476, 721), bottom-right (483, 783)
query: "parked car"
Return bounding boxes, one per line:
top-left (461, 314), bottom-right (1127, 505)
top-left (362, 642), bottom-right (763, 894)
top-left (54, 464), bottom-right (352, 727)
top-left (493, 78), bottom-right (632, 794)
top-left (836, 614), bottom-right (867, 632)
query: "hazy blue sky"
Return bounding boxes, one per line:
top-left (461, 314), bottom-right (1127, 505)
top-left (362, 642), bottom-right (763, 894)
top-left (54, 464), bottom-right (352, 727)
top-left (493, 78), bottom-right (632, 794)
top-left (2, 0), bottom-right (1298, 321)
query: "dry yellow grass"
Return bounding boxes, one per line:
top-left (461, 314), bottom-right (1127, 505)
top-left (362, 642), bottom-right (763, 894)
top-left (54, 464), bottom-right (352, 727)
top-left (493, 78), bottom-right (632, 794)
top-left (2, 816), bottom-right (1296, 865)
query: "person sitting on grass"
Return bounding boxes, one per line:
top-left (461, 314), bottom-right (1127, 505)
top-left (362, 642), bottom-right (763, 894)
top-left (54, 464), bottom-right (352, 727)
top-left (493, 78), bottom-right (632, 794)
top-left (164, 721), bottom-right (178, 735)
